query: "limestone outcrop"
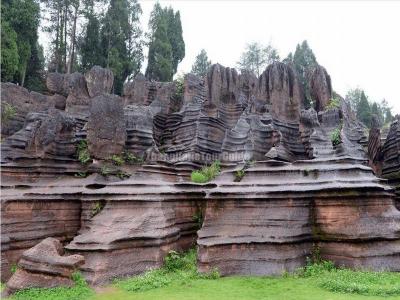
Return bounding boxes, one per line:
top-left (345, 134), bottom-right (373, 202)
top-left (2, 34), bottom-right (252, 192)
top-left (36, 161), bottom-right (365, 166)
top-left (3, 238), bottom-right (84, 296)
top-left (1, 62), bottom-right (399, 289)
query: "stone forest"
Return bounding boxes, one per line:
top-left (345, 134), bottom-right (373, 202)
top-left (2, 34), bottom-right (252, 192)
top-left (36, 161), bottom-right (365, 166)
top-left (1, 59), bottom-right (399, 298)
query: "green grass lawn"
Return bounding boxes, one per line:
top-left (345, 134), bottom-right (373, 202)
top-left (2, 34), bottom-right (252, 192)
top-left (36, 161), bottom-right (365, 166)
top-left (4, 250), bottom-right (400, 300)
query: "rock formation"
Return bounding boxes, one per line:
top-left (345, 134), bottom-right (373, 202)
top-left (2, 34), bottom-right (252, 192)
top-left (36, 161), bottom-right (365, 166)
top-left (3, 238), bottom-right (84, 296)
top-left (1, 63), bottom-right (399, 291)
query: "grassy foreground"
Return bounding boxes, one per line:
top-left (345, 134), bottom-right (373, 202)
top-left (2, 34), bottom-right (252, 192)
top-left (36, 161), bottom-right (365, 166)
top-left (3, 250), bottom-right (400, 300)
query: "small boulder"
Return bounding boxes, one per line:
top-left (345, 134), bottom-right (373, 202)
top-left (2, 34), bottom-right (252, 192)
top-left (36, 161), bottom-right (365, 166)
top-left (3, 238), bottom-right (85, 296)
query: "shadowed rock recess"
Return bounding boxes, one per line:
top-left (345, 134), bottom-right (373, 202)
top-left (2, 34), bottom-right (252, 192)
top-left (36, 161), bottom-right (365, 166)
top-left (1, 63), bottom-right (399, 291)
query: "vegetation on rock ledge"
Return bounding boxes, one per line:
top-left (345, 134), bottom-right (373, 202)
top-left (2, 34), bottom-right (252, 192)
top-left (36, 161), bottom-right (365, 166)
top-left (191, 160), bottom-right (221, 183)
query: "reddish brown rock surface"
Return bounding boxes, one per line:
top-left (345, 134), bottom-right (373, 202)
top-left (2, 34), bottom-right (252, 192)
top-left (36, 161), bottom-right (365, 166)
top-left (3, 238), bottom-right (84, 296)
top-left (1, 63), bottom-right (399, 289)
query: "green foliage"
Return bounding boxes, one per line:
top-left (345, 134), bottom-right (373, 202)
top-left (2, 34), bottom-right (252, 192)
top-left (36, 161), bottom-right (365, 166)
top-left (110, 154), bottom-right (125, 166)
top-left (77, 140), bottom-right (91, 165)
top-left (74, 172), bottom-right (88, 178)
top-left (1, 0), bottom-right (42, 88)
top-left (331, 124), bottom-right (342, 146)
top-left (297, 260), bottom-right (400, 297)
top-left (115, 249), bottom-right (219, 293)
top-left (1, 102), bottom-right (17, 124)
top-left (80, 14), bottom-right (102, 72)
top-left (234, 169), bottom-right (246, 182)
top-left (237, 42), bottom-right (280, 76)
top-left (10, 272), bottom-right (93, 300)
top-left (191, 49), bottom-right (211, 77)
top-left (292, 40), bottom-right (318, 108)
top-left (100, 165), bottom-right (112, 176)
top-left (116, 170), bottom-right (131, 179)
top-left (346, 89), bottom-right (393, 127)
top-left (123, 151), bottom-right (143, 164)
top-left (326, 98), bottom-right (341, 110)
top-left (1, 21), bottom-right (19, 82)
top-left (146, 3), bottom-right (185, 81)
top-left (174, 74), bottom-right (185, 99)
top-left (99, 0), bottom-right (143, 94)
top-left (11, 264), bottom-right (18, 274)
top-left (192, 210), bottom-right (204, 228)
top-left (91, 201), bottom-right (105, 217)
top-left (191, 161), bottom-right (221, 183)
top-left (191, 171), bottom-right (209, 183)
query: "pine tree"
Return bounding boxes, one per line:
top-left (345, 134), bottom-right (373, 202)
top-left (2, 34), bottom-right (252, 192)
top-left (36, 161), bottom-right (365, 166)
top-left (146, 3), bottom-right (185, 81)
top-left (146, 18), bottom-right (173, 81)
top-left (100, 0), bottom-right (143, 94)
top-left (1, 21), bottom-right (19, 82)
top-left (356, 91), bottom-right (371, 127)
top-left (292, 40), bottom-right (318, 108)
top-left (80, 13), bottom-right (102, 71)
top-left (191, 49), bottom-right (211, 77)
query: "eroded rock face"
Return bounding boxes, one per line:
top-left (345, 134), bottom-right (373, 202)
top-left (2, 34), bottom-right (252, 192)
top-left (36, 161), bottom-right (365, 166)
top-left (1, 62), bottom-right (399, 287)
top-left (85, 66), bottom-right (114, 97)
top-left (3, 238), bottom-right (84, 296)
top-left (309, 65), bottom-right (332, 112)
top-left (87, 94), bottom-right (126, 159)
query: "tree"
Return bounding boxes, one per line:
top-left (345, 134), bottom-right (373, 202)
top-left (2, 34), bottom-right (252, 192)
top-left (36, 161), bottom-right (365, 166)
top-left (145, 18), bottom-right (173, 81)
top-left (100, 0), bottom-right (143, 94)
top-left (146, 3), bottom-right (185, 81)
top-left (356, 91), bottom-right (371, 126)
top-left (292, 40), bottom-right (318, 108)
top-left (191, 49), bottom-right (211, 77)
top-left (1, 21), bottom-right (19, 82)
top-left (1, 0), bottom-right (43, 89)
top-left (80, 13), bottom-right (102, 72)
top-left (237, 42), bottom-right (280, 76)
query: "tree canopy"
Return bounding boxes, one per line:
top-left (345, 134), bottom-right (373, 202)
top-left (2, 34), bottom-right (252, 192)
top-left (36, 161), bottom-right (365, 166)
top-left (237, 42), bottom-right (280, 76)
top-left (191, 49), bottom-right (211, 77)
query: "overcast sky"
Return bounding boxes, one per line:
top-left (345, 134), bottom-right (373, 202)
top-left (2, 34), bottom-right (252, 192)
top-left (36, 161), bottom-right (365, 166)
top-left (138, 0), bottom-right (400, 114)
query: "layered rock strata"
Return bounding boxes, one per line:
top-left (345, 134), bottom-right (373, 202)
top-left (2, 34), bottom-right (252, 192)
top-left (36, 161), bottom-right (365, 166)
top-left (3, 238), bottom-right (84, 296)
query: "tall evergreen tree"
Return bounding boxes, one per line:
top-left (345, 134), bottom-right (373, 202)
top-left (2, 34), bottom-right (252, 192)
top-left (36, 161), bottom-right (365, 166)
top-left (146, 18), bottom-right (173, 81)
top-left (191, 49), bottom-right (211, 77)
top-left (146, 3), bottom-right (185, 81)
top-left (292, 40), bottom-right (318, 108)
top-left (1, 0), bottom-right (43, 90)
top-left (80, 13), bottom-right (102, 71)
top-left (100, 0), bottom-right (143, 94)
top-left (356, 91), bottom-right (371, 127)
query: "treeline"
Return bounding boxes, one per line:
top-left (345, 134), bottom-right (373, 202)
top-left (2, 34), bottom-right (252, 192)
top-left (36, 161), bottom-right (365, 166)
top-left (1, 0), bottom-right (185, 94)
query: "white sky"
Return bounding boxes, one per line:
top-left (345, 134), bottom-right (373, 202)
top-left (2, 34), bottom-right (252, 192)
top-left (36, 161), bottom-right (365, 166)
top-left (39, 0), bottom-right (400, 114)
top-left (139, 0), bottom-right (400, 114)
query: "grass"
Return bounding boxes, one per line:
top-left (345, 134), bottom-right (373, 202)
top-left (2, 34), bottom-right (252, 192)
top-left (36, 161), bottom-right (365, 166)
top-left (191, 160), bottom-right (221, 183)
top-left (7, 272), bottom-right (94, 300)
top-left (3, 252), bottom-right (400, 300)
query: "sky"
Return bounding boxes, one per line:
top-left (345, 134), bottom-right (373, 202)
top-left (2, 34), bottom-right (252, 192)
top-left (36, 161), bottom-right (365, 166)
top-left (138, 0), bottom-right (400, 114)
top-left (38, 0), bottom-right (400, 114)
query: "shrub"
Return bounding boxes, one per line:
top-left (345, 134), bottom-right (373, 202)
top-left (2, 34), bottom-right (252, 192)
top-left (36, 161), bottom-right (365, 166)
top-left (100, 165), bottom-right (112, 176)
top-left (326, 97), bottom-right (341, 110)
top-left (110, 154), bottom-right (125, 166)
top-left (234, 169), bottom-right (246, 182)
top-left (174, 74), bottom-right (185, 100)
top-left (77, 140), bottom-right (91, 164)
top-left (1, 102), bottom-right (16, 124)
top-left (191, 171), bottom-right (208, 183)
top-left (331, 124), bottom-right (342, 146)
top-left (91, 201), bottom-right (105, 217)
top-left (191, 161), bottom-right (221, 183)
top-left (117, 170), bottom-right (130, 179)
top-left (123, 151), bottom-right (143, 165)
